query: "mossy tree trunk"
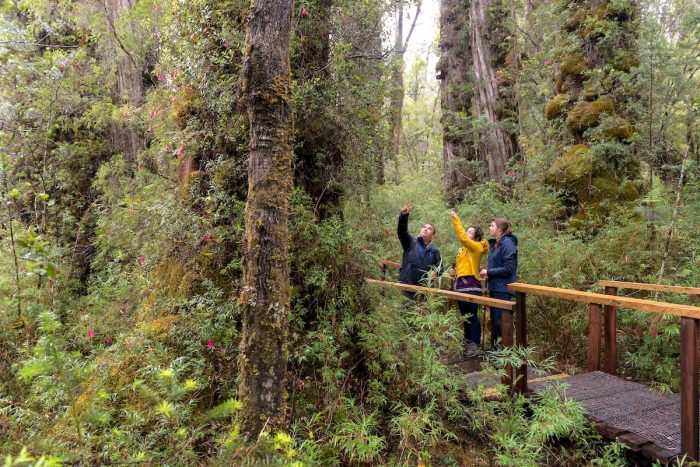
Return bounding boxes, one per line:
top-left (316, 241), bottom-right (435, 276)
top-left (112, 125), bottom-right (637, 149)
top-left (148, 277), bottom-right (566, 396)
top-left (438, 0), bottom-right (477, 204)
top-left (544, 0), bottom-right (640, 227)
top-left (470, 0), bottom-right (518, 180)
top-left (238, 0), bottom-right (294, 438)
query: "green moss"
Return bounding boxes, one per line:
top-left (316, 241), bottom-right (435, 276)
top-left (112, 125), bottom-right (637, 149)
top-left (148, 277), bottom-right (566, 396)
top-left (564, 9), bottom-right (588, 32)
top-left (546, 144), bottom-right (593, 189)
top-left (544, 94), bottom-right (571, 120)
top-left (583, 82), bottom-right (598, 101)
top-left (618, 180), bottom-right (640, 200)
top-left (610, 52), bottom-right (640, 72)
top-left (602, 116), bottom-right (635, 140)
top-left (566, 97), bottom-right (615, 134)
top-left (559, 53), bottom-right (589, 79)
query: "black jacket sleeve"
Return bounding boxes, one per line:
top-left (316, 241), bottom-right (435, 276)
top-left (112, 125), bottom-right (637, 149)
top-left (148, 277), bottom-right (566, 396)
top-left (397, 212), bottom-right (413, 251)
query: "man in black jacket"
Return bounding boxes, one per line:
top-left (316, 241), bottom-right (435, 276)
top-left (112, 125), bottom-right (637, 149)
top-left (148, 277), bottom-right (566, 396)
top-left (397, 204), bottom-right (442, 300)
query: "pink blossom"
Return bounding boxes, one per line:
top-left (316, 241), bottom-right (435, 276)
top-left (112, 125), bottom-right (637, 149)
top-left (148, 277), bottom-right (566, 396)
top-left (385, 229), bottom-right (392, 237)
top-left (170, 70), bottom-right (178, 79)
top-left (544, 60), bottom-right (551, 66)
top-left (157, 73), bottom-right (165, 82)
top-left (207, 340), bottom-right (214, 349)
top-left (86, 329), bottom-right (95, 339)
top-left (136, 163), bottom-right (142, 171)
top-left (508, 170), bottom-right (516, 179)
top-left (204, 234), bottom-right (210, 243)
top-left (105, 337), bottom-right (113, 346)
top-left (301, 6), bottom-right (308, 17)
top-left (139, 256), bottom-right (145, 266)
top-left (175, 144), bottom-right (185, 158)
top-left (147, 126), bottom-right (152, 132)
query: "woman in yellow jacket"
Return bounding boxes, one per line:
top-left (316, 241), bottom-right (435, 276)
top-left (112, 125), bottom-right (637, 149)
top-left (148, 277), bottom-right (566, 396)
top-left (449, 211), bottom-right (489, 358)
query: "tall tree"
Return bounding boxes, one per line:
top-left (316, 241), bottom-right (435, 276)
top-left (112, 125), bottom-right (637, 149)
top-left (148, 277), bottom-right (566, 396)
top-left (470, 0), bottom-right (518, 180)
top-left (438, 0), bottom-right (476, 203)
top-left (385, 1), bottom-right (421, 185)
top-left (238, 0), bottom-right (294, 438)
top-left (544, 0), bottom-right (641, 227)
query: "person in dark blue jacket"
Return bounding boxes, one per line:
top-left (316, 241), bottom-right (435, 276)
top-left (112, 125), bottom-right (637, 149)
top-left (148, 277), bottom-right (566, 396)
top-left (480, 218), bottom-right (518, 342)
top-left (397, 204), bottom-right (442, 300)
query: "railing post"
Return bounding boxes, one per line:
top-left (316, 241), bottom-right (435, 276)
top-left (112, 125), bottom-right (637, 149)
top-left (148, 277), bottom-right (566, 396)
top-left (381, 263), bottom-right (387, 281)
top-left (603, 286), bottom-right (617, 375)
top-left (501, 307), bottom-right (514, 389)
top-left (587, 303), bottom-right (602, 372)
top-left (680, 317), bottom-right (699, 461)
top-left (515, 291), bottom-right (528, 393)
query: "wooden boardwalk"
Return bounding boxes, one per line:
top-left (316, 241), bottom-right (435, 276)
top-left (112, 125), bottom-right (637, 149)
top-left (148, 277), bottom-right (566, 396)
top-left (453, 360), bottom-right (692, 463)
top-left (369, 270), bottom-right (700, 464)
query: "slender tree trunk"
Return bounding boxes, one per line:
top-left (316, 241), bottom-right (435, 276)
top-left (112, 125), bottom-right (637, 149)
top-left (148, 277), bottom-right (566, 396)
top-left (470, 0), bottom-right (517, 180)
top-left (238, 0), bottom-right (294, 438)
top-left (438, 0), bottom-right (477, 203)
top-left (389, 3), bottom-right (405, 164)
top-left (384, 2), bottom-right (421, 185)
top-left (101, 0), bottom-right (144, 165)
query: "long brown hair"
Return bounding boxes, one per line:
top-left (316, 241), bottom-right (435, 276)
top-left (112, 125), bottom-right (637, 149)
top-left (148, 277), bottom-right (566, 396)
top-left (492, 218), bottom-right (512, 247)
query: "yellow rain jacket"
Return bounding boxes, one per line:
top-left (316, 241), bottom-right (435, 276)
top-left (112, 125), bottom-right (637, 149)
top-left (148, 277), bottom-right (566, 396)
top-left (451, 215), bottom-right (489, 279)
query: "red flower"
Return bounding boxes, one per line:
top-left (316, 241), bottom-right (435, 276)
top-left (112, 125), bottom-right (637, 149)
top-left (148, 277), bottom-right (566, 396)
top-left (207, 340), bottom-right (214, 349)
top-left (204, 234), bottom-right (210, 243)
top-left (175, 144), bottom-right (185, 158)
top-left (385, 229), bottom-right (392, 237)
top-left (157, 73), bottom-right (165, 82)
top-left (508, 170), bottom-right (516, 179)
top-left (105, 337), bottom-right (113, 346)
top-left (139, 256), bottom-right (145, 266)
top-left (301, 6), bottom-right (308, 17)
top-left (86, 329), bottom-right (95, 339)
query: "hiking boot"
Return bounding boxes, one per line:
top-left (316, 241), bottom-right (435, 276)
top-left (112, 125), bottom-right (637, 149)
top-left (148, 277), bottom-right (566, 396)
top-left (463, 341), bottom-right (481, 359)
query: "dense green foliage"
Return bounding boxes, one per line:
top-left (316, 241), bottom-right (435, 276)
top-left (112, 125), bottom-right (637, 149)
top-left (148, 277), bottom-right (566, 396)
top-left (1, 0), bottom-right (700, 464)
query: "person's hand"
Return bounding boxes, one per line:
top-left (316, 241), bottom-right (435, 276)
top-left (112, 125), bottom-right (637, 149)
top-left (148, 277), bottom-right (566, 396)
top-left (449, 210), bottom-right (458, 219)
top-left (448, 267), bottom-right (456, 277)
top-left (480, 268), bottom-right (488, 279)
top-left (401, 202), bottom-right (410, 215)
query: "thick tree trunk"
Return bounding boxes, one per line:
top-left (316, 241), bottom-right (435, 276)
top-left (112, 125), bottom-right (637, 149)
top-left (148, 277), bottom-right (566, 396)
top-left (470, 0), bottom-right (517, 180)
top-left (238, 0), bottom-right (294, 438)
top-left (438, 0), bottom-right (477, 203)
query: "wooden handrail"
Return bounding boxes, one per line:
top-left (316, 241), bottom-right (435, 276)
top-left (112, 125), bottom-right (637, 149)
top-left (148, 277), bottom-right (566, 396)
top-left (599, 280), bottom-right (700, 296)
top-left (508, 283), bottom-right (700, 319)
top-left (365, 278), bottom-right (514, 310)
top-left (380, 260), bottom-right (401, 269)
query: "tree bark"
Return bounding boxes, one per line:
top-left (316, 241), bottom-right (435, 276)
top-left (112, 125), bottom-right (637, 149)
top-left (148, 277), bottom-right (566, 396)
top-left (438, 0), bottom-right (477, 203)
top-left (238, 0), bottom-right (294, 438)
top-left (470, 0), bottom-right (517, 180)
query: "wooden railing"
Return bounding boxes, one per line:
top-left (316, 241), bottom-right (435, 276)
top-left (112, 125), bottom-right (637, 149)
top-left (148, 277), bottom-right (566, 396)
top-left (508, 282), bottom-right (700, 460)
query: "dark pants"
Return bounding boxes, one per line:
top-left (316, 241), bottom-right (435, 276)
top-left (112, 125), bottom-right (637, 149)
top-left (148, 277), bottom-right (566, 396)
top-left (457, 292), bottom-right (482, 345)
top-left (490, 291), bottom-right (513, 343)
